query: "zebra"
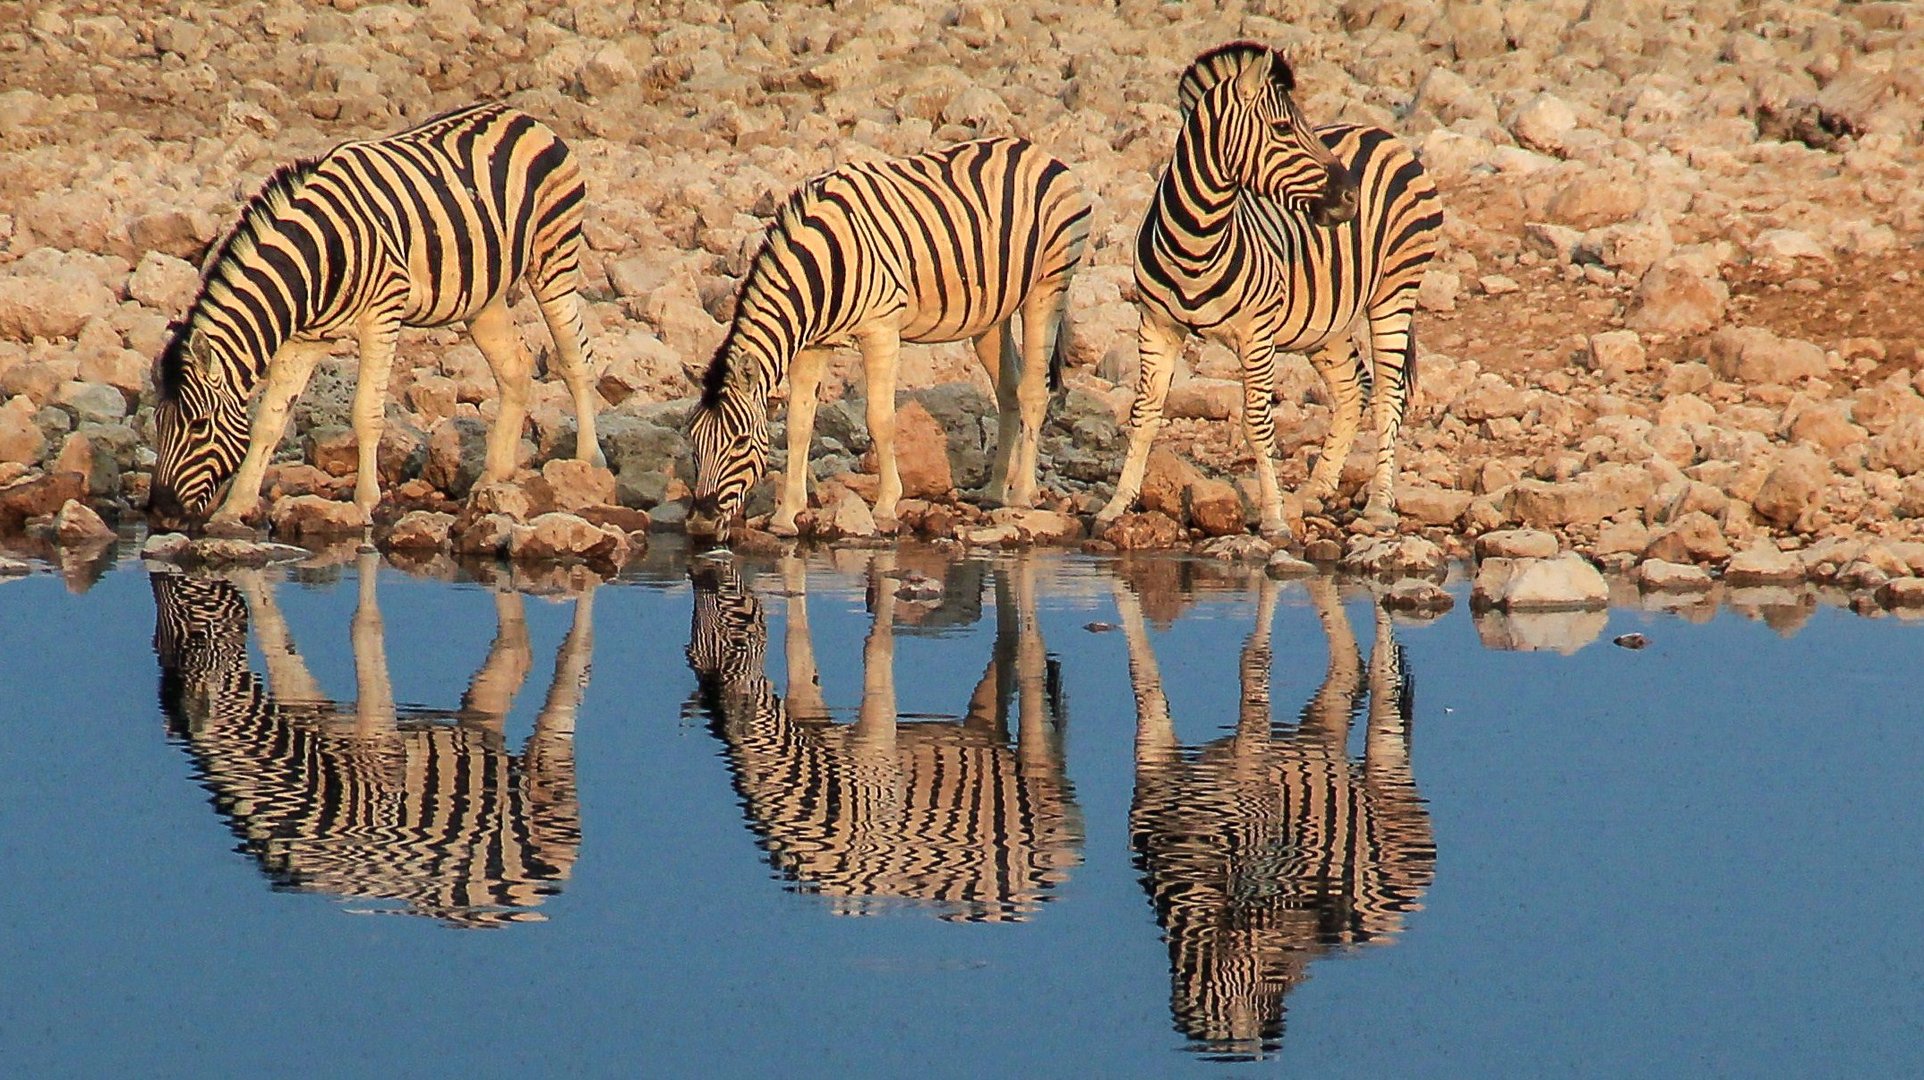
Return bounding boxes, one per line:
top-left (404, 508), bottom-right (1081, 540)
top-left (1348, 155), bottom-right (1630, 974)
top-left (685, 553), bottom-right (1083, 921)
top-left (149, 556), bottom-right (593, 928)
top-left (1116, 575), bottom-right (1435, 1059)
top-left (684, 137), bottom-right (1092, 542)
top-left (1095, 42), bottom-right (1442, 541)
top-left (147, 101), bottom-right (604, 531)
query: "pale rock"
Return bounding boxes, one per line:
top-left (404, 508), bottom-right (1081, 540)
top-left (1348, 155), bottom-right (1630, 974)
top-left (1417, 269), bottom-right (1460, 312)
top-left (0, 251), bottom-right (117, 341)
top-left (0, 396), bottom-right (48, 465)
top-left (384, 510), bottom-right (455, 551)
top-left (1397, 485), bottom-right (1472, 527)
top-left (1875, 578), bottom-right (1924, 608)
top-left (1707, 327), bottom-right (1827, 385)
top-left (820, 488), bottom-right (878, 539)
top-left (1265, 550), bottom-right (1317, 577)
top-left (1380, 578), bottom-right (1454, 613)
top-left (269, 495), bottom-right (369, 538)
top-left (1627, 258), bottom-right (1727, 336)
top-left (1724, 541), bottom-right (1805, 585)
top-left (1749, 228), bottom-right (1831, 265)
top-left (509, 512), bottom-right (631, 566)
top-left (1637, 558), bottom-right (1714, 592)
top-left (127, 252), bottom-right (201, 315)
top-left (1546, 174), bottom-right (1644, 229)
top-left (1475, 528), bottom-right (1559, 560)
top-left (1751, 450), bottom-right (1827, 528)
top-left (1165, 379), bottom-right (1241, 422)
top-left (180, 538), bottom-right (313, 568)
top-left (1866, 416), bottom-right (1924, 476)
top-left (985, 507), bottom-right (1083, 544)
top-left (1585, 330), bottom-right (1646, 379)
top-left (1510, 93), bottom-right (1578, 154)
top-left (1343, 534), bottom-right (1446, 579)
top-left (1197, 534), bottom-right (1272, 563)
top-left (53, 499), bottom-right (114, 545)
top-left (1102, 511), bottom-right (1186, 551)
top-left (529, 458), bottom-right (618, 514)
top-left (1641, 511), bottom-right (1731, 564)
top-left (1472, 553), bottom-right (1609, 611)
top-left (1138, 448), bottom-right (1204, 520)
top-left (452, 511), bottom-right (517, 557)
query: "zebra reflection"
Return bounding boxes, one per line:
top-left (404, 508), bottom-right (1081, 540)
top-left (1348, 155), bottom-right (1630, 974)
top-left (150, 554), bottom-right (592, 928)
top-left (687, 554), bottom-right (1083, 922)
top-left (1119, 576), bottom-right (1434, 1060)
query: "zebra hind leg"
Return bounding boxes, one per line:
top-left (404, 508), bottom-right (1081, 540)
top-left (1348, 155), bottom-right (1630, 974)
top-left (1009, 282), bottom-right (1071, 509)
top-left (1360, 294), bottom-right (1419, 529)
top-left (857, 325), bottom-right (904, 534)
top-left (1303, 334), bottom-right (1364, 511)
top-left (975, 323), bottom-right (1018, 507)
top-left (348, 312), bottom-right (403, 522)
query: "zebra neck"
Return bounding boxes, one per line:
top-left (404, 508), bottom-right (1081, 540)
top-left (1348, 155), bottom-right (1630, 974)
top-left (1160, 119), bottom-right (1245, 236)
top-left (188, 281), bottom-right (296, 400)
top-left (724, 288), bottom-right (816, 391)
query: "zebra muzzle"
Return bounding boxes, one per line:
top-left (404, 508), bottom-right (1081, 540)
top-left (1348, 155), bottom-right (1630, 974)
top-left (1311, 166), bottom-right (1359, 227)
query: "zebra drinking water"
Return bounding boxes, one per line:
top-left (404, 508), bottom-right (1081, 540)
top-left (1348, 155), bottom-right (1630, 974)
top-left (684, 138), bottom-right (1091, 542)
top-left (147, 102), bottom-right (604, 531)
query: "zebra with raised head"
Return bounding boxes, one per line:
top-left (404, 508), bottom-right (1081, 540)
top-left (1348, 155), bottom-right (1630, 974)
top-left (685, 554), bottom-right (1083, 921)
top-left (684, 137), bottom-right (1091, 542)
top-left (150, 560), bottom-right (592, 928)
top-left (1118, 576), bottom-right (1434, 1059)
top-left (147, 101), bottom-right (604, 531)
top-left (1096, 42), bottom-right (1442, 540)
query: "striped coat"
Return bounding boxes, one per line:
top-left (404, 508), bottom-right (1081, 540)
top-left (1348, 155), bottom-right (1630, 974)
top-left (148, 101), bottom-right (603, 530)
top-left (685, 138), bottom-right (1090, 541)
top-left (1098, 43), bottom-right (1442, 540)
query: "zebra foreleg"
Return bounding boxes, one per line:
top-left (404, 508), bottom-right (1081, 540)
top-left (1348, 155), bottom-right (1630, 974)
top-left (530, 279), bottom-right (607, 469)
top-left (772, 347), bottom-right (830, 537)
top-left (1361, 295), bottom-right (1419, 528)
top-left (1095, 308), bottom-right (1184, 528)
top-left (857, 326), bottom-right (904, 533)
top-left (349, 312), bottom-right (404, 520)
top-left (1237, 339), bottom-right (1290, 543)
top-left (211, 339), bottom-right (328, 530)
top-left (1303, 335), bottom-right (1364, 510)
top-left (467, 296), bottom-right (534, 492)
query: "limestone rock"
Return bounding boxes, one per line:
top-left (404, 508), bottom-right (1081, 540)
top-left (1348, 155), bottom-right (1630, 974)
top-left (1101, 511), bottom-right (1185, 550)
top-left (1138, 448), bottom-right (1204, 520)
top-left (1751, 450), bottom-right (1826, 529)
top-left (1627, 258), bottom-right (1727, 336)
top-left (1380, 578), bottom-right (1455, 613)
top-left (269, 495), bottom-right (369, 538)
top-left (0, 471), bottom-right (85, 532)
top-left (1398, 486), bottom-right (1473, 527)
top-left (53, 499), bottom-right (114, 545)
top-left (1165, 379), bottom-right (1241, 422)
top-left (1472, 553), bottom-right (1609, 611)
top-left (1198, 534), bottom-right (1273, 562)
top-left (1184, 476), bottom-right (1245, 537)
top-left (509, 512), bottom-right (631, 566)
top-left (1637, 558), bottom-right (1714, 591)
top-left (985, 507), bottom-right (1083, 544)
top-left (384, 510), bottom-right (456, 551)
top-left (1475, 528), bottom-right (1560, 560)
top-left (528, 458), bottom-right (618, 514)
top-left (1707, 326), bottom-right (1827, 385)
top-left (1640, 512), bottom-right (1731, 564)
top-left (1343, 534), bottom-right (1446, 579)
top-left (1724, 541), bottom-right (1804, 585)
top-left (452, 511), bottom-right (517, 558)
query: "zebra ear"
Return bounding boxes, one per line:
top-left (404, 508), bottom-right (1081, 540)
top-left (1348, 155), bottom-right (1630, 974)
top-left (1233, 48), bottom-right (1274, 103)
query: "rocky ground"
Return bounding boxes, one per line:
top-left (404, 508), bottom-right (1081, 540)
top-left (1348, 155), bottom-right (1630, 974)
top-left (4, 0), bottom-right (1924, 611)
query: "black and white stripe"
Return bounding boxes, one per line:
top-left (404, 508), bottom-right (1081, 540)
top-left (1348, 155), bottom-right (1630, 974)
top-left (1098, 42), bottom-right (1443, 539)
top-left (685, 556), bottom-right (1083, 921)
top-left (685, 137), bottom-right (1091, 541)
top-left (1118, 577), bottom-right (1434, 1059)
top-left (150, 567), bottom-right (590, 928)
top-left (148, 101), bottom-right (603, 528)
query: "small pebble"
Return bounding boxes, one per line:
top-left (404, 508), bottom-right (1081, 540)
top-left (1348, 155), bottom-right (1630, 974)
top-left (1612, 632), bottom-right (1648, 650)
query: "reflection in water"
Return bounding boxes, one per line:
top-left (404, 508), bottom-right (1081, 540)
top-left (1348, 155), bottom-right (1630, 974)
top-left (149, 553), bottom-right (593, 928)
top-left (1118, 577), bottom-right (1435, 1060)
top-left (687, 553), bottom-right (1083, 922)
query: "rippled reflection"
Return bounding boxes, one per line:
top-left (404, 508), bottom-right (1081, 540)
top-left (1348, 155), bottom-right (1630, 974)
top-left (149, 553), bottom-right (592, 927)
top-left (686, 553), bottom-right (1083, 922)
top-left (1118, 576), bottom-right (1435, 1061)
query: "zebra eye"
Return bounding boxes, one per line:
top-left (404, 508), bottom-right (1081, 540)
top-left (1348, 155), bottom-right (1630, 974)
top-left (186, 417), bottom-right (213, 437)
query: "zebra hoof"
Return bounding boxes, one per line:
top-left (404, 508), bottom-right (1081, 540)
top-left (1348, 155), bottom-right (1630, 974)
top-left (1355, 505), bottom-right (1398, 534)
top-left (1259, 524), bottom-right (1294, 547)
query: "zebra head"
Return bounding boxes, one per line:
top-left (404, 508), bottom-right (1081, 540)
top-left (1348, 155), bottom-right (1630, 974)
top-left (149, 320), bottom-right (250, 528)
top-left (1187, 43), bottom-right (1359, 227)
top-left (685, 361), bottom-right (770, 544)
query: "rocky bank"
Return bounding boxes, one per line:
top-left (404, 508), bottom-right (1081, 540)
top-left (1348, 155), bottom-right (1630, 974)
top-left (3, 0), bottom-right (1924, 598)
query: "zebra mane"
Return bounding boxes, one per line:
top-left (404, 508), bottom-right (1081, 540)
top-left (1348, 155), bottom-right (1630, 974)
top-left (157, 157), bottom-right (322, 402)
top-left (1177, 41), bottom-right (1296, 114)
top-left (699, 179), bottom-right (826, 408)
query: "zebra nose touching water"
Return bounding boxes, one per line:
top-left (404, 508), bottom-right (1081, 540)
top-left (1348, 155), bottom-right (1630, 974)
top-left (149, 558), bottom-right (595, 928)
top-left (683, 138), bottom-right (1091, 544)
top-left (145, 102), bottom-right (605, 533)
